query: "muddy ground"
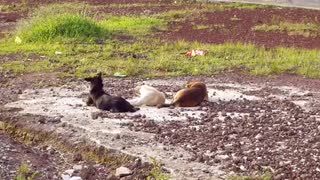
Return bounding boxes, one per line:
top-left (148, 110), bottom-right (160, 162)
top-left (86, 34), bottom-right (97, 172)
top-left (1, 0), bottom-right (320, 180)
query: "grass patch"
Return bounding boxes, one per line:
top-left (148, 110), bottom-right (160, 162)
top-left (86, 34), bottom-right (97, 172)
top-left (17, 14), bottom-right (105, 43)
top-left (1, 3), bottom-right (320, 78)
top-left (252, 21), bottom-right (320, 37)
top-left (1, 38), bottom-right (320, 78)
top-left (147, 157), bottom-right (171, 180)
top-left (15, 164), bottom-right (39, 180)
top-left (100, 16), bottom-right (165, 36)
top-left (228, 169), bottom-right (273, 180)
top-left (222, 2), bottom-right (272, 10)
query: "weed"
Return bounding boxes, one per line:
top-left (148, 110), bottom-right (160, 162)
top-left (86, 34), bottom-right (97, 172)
top-left (147, 157), bottom-right (171, 180)
top-left (15, 164), bottom-right (39, 180)
top-left (228, 169), bottom-right (273, 180)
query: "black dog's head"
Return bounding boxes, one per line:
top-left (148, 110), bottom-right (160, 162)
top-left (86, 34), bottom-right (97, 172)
top-left (84, 72), bottom-right (103, 90)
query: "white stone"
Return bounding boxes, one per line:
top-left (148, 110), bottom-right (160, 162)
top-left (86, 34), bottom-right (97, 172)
top-left (64, 169), bottom-right (74, 176)
top-left (70, 177), bottom-right (82, 180)
top-left (73, 164), bottom-right (83, 171)
top-left (115, 166), bottom-right (133, 177)
top-left (61, 174), bottom-right (71, 180)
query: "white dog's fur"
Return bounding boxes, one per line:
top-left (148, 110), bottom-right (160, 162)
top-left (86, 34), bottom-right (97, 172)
top-left (129, 85), bottom-right (165, 106)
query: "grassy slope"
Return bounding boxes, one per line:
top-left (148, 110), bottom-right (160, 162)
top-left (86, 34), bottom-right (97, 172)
top-left (0, 2), bottom-right (319, 79)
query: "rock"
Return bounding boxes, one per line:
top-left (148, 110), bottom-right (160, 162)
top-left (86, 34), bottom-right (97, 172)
top-left (61, 174), bottom-right (71, 180)
top-left (255, 133), bottom-right (263, 140)
top-left (115, 166), bottom-right (133, 177)
top-left (73, 164), bottom-right (83, 171)
top-left (64, 169), bottom-right (74, 176)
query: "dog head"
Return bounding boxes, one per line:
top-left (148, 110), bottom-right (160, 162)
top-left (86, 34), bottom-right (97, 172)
top-left (84, 72), bottom-right (103, 90)
top-left (186, 81), bottom-right (209, 101)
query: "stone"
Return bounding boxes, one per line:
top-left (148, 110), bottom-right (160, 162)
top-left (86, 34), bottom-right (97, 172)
top-left (70, 177), bottom-right (82, 180)
top-left (115, 166), bottom-right (133, 177)
top-left (61, 174), bottom-right (71, 180)
top-left (73, 164), bottom-right (83, 171)
top-left (64, 169), bottom-right (74, 176)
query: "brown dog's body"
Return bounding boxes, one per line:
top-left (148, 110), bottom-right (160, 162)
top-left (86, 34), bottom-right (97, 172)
top-left (161, 81), bottom-right (208, 107)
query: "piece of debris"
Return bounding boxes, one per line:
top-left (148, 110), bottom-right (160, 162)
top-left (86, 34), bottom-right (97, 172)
top-left (185, 49), bottom-right (207, 57)
top-left (70, 177), bottom-right (82, 180)
top-left (113, 72), bottom-right (127, 78)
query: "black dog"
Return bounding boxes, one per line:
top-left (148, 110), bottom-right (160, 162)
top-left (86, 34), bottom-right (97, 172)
top-left (84, 73), bottom-right (138, 112)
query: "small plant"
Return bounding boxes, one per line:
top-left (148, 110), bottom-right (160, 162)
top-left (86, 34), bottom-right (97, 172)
top-left (15, 164), bottom-right (39, 180)
top-left (147, 157), bottom-right (171, 180)
top-left (228, 169), bottom-right (273, 180)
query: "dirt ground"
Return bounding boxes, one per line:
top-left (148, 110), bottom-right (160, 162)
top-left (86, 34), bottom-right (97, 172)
top-left (1, 0), bottom-right (320, 180)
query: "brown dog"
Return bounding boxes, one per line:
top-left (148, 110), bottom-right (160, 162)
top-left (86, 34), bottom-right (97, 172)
top-left (159, 81), bottom-right (208, 108)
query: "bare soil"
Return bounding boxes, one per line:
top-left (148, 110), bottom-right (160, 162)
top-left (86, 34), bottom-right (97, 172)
top-left (160, 8), bottom-right (320, 49)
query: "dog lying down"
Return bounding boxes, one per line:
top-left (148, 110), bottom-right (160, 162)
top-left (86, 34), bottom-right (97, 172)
top-left (159, 81), bottom-right (208, 108)
top-left (84, 73), bottom-right (138, 112)
top-left (129, 85), bottom-right (166, 107)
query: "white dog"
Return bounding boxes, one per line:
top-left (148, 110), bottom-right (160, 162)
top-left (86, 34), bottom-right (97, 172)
top-left (129, 85), bottom-right (165, 107)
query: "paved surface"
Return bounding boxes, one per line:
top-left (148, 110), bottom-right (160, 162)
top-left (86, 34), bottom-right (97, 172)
top-left (207, 0), bottom-right (320, 9)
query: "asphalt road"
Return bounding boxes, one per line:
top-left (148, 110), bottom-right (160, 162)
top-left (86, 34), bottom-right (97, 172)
top-left (206, 0), bottom-right (320, 9)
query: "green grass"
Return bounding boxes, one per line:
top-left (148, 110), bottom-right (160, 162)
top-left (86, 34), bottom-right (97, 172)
top-left (228, 169), bottom-right (273, 180)
top-left (1, 38), bottom-right (320, 78)
top-left (1, 2), bottom-right (320, 79)
top-left (100, 16), bottom-right (165, 36)
top-left (252, 21), bottom-right (320, 37)
top-left (222, 2), bottom-right (272, 10)
top-left (15, 164), bottom-right (39, 180)
top-left (147, 157), bottom-right (171, 180)
top-left (17, 14), bottom-right (105, 43)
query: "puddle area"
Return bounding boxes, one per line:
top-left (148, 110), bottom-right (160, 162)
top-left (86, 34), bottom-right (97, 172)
top-left (4, 80), bottom-right (319, 179)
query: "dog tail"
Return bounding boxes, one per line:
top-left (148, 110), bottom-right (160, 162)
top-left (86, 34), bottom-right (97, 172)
top-left (129, 107), bottom-right (140, 112)
top-left (157, 103), bottom-right (174, 108)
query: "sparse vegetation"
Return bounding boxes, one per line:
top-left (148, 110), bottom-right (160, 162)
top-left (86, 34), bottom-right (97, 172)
top-left (252, 21), bottom-right (320, 37)
top-left (147, 157), bottom-right (171, 180)
top-left (228, 169), bottom-right (273, 180)
top-left (223, 2), bottom-right (272, 10)
top-left (15, 164), bottom-right (39, 180)
top-left (192, 24), bottom-right (210, 30)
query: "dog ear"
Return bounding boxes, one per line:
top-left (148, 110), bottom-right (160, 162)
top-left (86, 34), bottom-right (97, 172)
top-left (97, 72), bottom-right (102, 78)
top-left (186, 81), bottom-right (192, 88)
top-left (84, 77), bottom-right (92, 82)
